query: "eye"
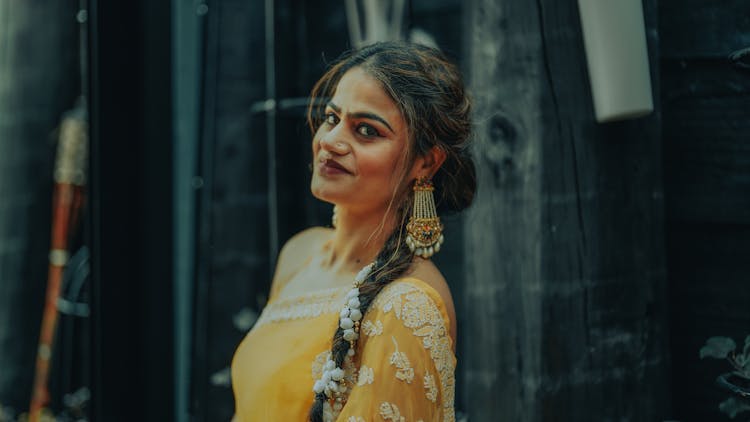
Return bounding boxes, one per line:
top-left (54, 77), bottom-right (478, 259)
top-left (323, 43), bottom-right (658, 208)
top-left (324, 112), bottom-right (339, 126)
top-left (356, 124), bottom-right (380, 138)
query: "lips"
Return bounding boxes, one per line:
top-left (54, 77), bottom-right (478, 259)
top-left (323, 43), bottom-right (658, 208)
top-left (320, 158), bottom-right (352, 175)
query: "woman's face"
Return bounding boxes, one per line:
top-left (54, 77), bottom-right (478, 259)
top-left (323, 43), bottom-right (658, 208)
top-left (310, 67), bottom-right (411, 214)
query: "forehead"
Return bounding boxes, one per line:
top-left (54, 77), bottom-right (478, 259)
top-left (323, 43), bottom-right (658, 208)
top-left (331, 68), bottom-right (404, 125)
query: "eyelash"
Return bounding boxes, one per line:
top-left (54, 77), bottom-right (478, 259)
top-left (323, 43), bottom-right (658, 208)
top-left (323, 112), bottom-right (382, 138)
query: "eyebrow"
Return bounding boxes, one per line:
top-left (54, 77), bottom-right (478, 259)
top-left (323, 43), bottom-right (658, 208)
top-left (327, 101), bottom-right (395, 134)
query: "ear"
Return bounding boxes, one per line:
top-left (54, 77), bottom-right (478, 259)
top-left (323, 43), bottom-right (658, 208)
top-left (410, 146), bottom-right (447, 180)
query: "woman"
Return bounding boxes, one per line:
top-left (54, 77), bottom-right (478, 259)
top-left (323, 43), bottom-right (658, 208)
top-left (231, 41), bottom-right (475, 422)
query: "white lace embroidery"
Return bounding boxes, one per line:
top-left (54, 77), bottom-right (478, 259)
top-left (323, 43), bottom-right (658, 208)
top-left (389, 336), bottom-right (414, 383)
top-left (361, 319), bottom-right (383, 336)
top-left (379, 402), bottom-right (405, 422)
top-left (356, 364), bottom-right (374, 386)
top-left (423, 373), bottom-right (438, 403)
top-left (255, 286), bottom-right (347, 327)
top-left (372, 281), bottom-right (456, 422)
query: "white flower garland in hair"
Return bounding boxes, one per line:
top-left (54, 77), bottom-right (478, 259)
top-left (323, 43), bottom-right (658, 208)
top-left (312, 262), bottom-right (375, 421)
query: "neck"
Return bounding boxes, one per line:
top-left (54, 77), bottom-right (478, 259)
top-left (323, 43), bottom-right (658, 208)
top-left (323, 205), bottom-right (399, 275)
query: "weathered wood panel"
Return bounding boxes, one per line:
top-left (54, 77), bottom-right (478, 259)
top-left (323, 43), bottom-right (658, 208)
top-left (464, 0), bottom-right (670, 420)
top-left (661, 59), bottom-right (750, 225)
top-left (659, 0), bottom-right (750, 58)
top-left (0, 0), bottom-right (78, 413)
top-left (660, 1), bottom-right (750, 420)
top-left (464, 0), bottom-right (545, 419)
top-left (667, 223), bottom-right (750, 421)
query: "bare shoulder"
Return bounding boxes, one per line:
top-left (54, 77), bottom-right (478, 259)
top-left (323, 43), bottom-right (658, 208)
top-left (270, 227), bottom-right (332, 298)
top-left (404, 259), bottom-right (457, 348)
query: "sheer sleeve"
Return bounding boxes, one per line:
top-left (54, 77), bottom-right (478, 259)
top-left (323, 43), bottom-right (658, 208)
top-left (336, 279), bottom-right (456, 422)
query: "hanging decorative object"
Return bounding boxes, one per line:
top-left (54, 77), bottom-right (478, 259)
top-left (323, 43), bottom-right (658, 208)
top-left (577, 0), bottom-right (654, 122)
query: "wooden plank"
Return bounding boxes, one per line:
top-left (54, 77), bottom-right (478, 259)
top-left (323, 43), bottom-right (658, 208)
top-left (536, 0), bottom-right (670, 419)
top-left (659, 0), bottom-right (750, 58)
top-left (662, 59), bottom-right (750, 224)
top-left (464, 0), bottom-right (546, 419)
top-left (465, 0), bottom-right (670, 420)
top-left (666, 223), bottom-right (750, 421)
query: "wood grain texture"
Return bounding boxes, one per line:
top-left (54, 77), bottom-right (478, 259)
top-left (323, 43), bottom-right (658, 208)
top-left (659, 0), bottom-right (750, 59)
top-left (660, 1), bottom-right (750, 420)
top-left (464, 0), bottom-right (545, 419)
top-left (662, 59), bottom-right (750, 224)
top-left (667, 223), bottom-right (750, 421)
top-left (464, 0), bottom-right (670, 420)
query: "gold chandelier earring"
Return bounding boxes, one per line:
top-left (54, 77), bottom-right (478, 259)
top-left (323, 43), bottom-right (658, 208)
top-left (332, 205), bottom-right (339, 228)
top-left (406, 178), bottom-right (444, 259)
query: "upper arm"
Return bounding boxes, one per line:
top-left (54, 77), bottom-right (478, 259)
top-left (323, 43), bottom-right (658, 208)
top-left (407, 260), bottom-right (457, 351)
top-left (268, 226), bottom-right (332, 302)
top-left (336, 282), bottom-right (457, 422)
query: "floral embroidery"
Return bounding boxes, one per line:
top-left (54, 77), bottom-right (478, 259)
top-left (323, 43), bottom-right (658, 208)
top-left (361, 319), bottom-right (383, 336)
top-left (356, 364), bottom-right (374, 386)
top-left (423, 373), bottom-right (438, 403)
top-left (379, 402), bottom-right (405, 422)
top-left (255, 286), bottom-right (348, 327)
top-left (371, 281), bottom-right (456, 422)
top-left (347, 417), bottom-right (365, 422)
top-left (389, 336), bottom-right (414, 383)
top-left (311, 350), bottom-right (329, 380)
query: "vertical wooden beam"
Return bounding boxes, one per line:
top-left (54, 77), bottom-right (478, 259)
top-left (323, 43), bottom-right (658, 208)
top-left (89, 0), bottom-right (174, 419)
top-left (464, 0), bottom-right (670, 420)
top-left (463, 0), bottom-right (545, 418)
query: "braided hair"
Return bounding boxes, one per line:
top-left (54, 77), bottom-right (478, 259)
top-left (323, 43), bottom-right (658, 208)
top-left (306, 41), bottom-right (475, 421)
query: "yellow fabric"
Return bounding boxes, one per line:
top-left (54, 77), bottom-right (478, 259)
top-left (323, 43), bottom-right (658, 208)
top-left (231, 277), bottom-right (456, 422)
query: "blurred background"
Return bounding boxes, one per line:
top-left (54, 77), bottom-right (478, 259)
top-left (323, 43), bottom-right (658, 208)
top-left (0, 0), bottom-right (748, 421)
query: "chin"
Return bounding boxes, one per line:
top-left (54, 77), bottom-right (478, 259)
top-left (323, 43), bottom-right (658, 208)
top-left (310, 182), bottom-right (343, 204)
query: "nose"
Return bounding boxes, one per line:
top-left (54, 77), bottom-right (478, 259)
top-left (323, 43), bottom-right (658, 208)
top-left (318, 127), bottom-right (350, 156)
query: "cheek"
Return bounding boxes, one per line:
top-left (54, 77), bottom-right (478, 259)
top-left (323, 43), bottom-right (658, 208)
top-left (359, 148), bottom-right (403, 184)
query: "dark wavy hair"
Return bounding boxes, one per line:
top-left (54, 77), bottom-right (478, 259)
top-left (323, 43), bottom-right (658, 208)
top-left (306, 41), bottom-right (475, 421)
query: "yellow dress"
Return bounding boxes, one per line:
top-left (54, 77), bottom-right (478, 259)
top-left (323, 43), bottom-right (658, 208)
top-left (231, 277), bottom-right (456, 421)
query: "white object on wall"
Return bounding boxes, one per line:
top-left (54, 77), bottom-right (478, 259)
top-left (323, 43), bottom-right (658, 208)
top-left (345, 0), bottom-right (437, 49)
top-left (577, 0), bottom-right (654, 123)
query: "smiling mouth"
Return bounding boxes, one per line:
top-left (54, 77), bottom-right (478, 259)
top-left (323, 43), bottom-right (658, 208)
top-left (320, 158), bottom-right (351, 174)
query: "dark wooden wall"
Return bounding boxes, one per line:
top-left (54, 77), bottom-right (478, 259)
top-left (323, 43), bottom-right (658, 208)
top-left (464, 0), bottom-right (670, 420)
top-left (660, 0), bottom-right (750, 420)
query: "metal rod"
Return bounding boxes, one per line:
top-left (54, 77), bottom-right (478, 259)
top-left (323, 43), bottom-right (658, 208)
top-left (265, 0), bottom-right (279, 269)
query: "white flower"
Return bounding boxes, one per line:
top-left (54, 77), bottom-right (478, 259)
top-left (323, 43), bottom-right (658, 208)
top-left (312, 261), bottom-right (375, 400)
top-left (340, 307), bottom-right (351, 319)
top-left (347, 297), bottom-right (360, 309)
top-left (346, 288), bottom-right (360, 299)
top-left (354, 263), bottom-right (374, 283)
top-left (340, 317), bottom-right (354, 330)
top-left (313, 380), bottom-right (326, 394)
top-left (330, 367), bottom-right (345, 381)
